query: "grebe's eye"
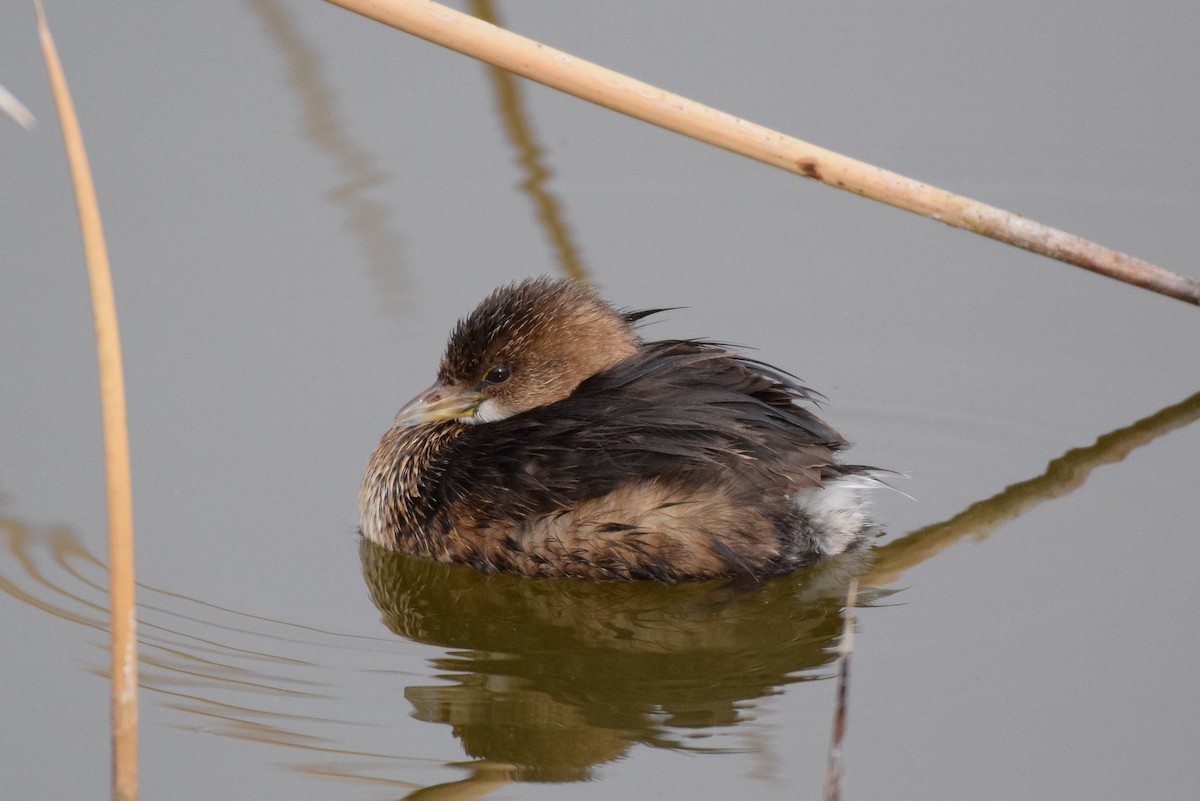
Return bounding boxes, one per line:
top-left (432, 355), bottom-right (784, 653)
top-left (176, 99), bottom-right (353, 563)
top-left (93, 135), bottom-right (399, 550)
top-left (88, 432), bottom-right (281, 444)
top-left (483, 364), bottom-right (511, 385)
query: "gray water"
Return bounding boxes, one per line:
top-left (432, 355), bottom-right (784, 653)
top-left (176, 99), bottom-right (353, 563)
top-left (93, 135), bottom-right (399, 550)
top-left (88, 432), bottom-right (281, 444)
top-left (2, 1), bottom-right (1197, 798)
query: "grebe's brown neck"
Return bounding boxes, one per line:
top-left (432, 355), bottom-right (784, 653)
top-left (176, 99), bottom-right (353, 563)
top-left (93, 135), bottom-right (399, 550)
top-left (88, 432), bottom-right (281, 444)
top-left (360, 278), bottom-right (643, 550)
top-left (359, 421), bottom-right (465, 551)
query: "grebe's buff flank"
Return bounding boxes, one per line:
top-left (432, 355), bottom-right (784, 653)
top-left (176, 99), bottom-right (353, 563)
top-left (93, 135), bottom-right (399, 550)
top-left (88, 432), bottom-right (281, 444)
top-left (360, 277), bottom-right (877, 580)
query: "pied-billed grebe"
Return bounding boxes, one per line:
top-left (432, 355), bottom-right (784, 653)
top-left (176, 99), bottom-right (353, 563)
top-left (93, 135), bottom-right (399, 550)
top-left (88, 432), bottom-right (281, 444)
top-left (360, 277), bottom-right (877, 580)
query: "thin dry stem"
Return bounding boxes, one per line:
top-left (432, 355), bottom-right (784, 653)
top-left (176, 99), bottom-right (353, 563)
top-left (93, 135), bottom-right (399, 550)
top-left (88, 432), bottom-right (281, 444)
top-left (0, 81), bottom-right (36, 129)
top-left (35, 2), bottom-right (138, 799)
top-left (326, 0), bottom-right (1199, 306)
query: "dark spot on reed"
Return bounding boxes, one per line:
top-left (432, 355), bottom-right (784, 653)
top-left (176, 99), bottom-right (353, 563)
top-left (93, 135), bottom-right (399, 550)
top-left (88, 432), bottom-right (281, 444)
top-left (797, 158), bottom-right (822, 180)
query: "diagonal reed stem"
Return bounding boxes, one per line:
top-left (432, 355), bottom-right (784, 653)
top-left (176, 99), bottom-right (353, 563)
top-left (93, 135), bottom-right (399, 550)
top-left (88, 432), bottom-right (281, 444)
top-left (326, 0), bottom-right (1200, 306)
top-left (35, 3), bottom-right (138, 799)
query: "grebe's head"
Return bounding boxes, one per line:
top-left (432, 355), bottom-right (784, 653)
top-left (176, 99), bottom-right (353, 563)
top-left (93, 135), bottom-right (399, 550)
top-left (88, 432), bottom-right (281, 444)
top-left (392, 277), bottom-right (641, 428)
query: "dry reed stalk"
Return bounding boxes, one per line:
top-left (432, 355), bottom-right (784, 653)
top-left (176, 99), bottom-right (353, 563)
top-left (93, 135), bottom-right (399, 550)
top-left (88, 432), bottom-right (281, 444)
top-left (326, 0), bottom-right (1199, 306)
top-left (0, 82), bottom-right (36, 129)
top-left (35, 3), bottom-right (138, 799)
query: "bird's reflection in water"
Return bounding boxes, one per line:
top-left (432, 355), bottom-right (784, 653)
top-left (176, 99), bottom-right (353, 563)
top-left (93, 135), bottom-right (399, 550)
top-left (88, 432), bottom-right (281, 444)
top-left (359, 537), bottom-right (883, 784)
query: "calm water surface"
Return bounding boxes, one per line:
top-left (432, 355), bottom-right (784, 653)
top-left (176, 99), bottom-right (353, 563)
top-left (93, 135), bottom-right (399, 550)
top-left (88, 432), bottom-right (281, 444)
top-left (2, 1), bottom-right (1197, 799)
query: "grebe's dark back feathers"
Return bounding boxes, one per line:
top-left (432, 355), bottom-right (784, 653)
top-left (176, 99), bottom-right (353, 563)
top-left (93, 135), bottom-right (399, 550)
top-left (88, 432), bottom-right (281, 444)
top-left (431, 339), bottom-right (856, 529)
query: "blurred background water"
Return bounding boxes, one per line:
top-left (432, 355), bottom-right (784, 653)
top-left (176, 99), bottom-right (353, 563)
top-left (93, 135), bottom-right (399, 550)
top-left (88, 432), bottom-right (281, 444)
top-left (1, 1), bottom-right (1197, 799)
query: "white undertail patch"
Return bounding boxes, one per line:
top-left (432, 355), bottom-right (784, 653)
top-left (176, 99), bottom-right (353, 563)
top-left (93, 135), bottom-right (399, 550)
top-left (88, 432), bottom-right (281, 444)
top-left (791, 474), bottom-right (883, 556)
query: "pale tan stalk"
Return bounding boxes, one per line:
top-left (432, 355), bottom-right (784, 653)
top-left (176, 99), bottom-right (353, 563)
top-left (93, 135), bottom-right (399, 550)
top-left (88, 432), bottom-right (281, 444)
top-left (35, 3), bottom-right (138, 799)
top-left (326, 0), bottom-right (1199, 305)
